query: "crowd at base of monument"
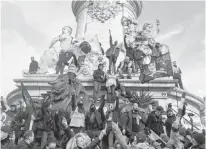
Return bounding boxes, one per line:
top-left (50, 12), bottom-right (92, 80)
top-left (1, 91), bottom-right (205, 149)
top-left (1, 14), bottom-right (204, 149)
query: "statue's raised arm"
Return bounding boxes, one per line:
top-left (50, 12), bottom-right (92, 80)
top-left (49, 26), bottom-right (73, 50)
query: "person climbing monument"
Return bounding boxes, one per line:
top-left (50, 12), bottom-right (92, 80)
top-left (106, 30), bottom-right (120, 74)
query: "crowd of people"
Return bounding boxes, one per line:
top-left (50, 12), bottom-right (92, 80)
top-left (1, 76), bottom-right (205, 149)
top-left (4, 14), bottom-right (200, 149)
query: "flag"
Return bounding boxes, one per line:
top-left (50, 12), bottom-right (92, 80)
top-left (139, 51), bottom-right (173, 83)
top-left (21, 82), bottom-right (36, 114)
top-left (150, 130), bottom-right (166, 148)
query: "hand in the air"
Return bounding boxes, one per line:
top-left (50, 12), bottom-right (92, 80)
top-left (99, 124), bottom-right (107, 140)
top-left (62, 117), bottom-right (68, 129)
top-left (111, 121), bottom-right (121, 134)
top-left (31, 115), bottom-right (36, 121)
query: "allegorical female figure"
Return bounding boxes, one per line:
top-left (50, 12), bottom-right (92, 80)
top-left (39, 26), bottom-right (74, 74)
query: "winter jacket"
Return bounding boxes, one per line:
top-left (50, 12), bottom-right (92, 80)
top-left (124, 35), bottom-right (134, 60)
top-left (165, 115), bottom-right (176, 137)
top-left (29, 60), bottom-right (38, 73)
top-left (146, 111), bottom-right (164, 136)
top-left (93, 69), bottom-right (105, 83)
top-left (106, 35), bottom-right (120, 58)
top-left (173, 66), bottom-right (182, 79)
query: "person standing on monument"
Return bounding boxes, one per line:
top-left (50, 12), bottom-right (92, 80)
top-left (146, 106), bottom-right (164, 136)
top-left (173, 61), bottom-right (184, 89)
top-left (93, 64), bottom-right (105, 102)
top-left (106, 30), bottom-right (120, 74)
top-left (29, 57), bottom-right (39, 74)
top-left (117, 56), bottom-right (135, 79)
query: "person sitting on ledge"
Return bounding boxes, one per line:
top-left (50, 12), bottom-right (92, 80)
top-left (29, 57), bottom-right (39, 74)
top-left (117, 56), bottom-right (135, 79)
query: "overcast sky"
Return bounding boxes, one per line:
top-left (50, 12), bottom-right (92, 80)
top-left (1, 1), bottom-right (205, 98)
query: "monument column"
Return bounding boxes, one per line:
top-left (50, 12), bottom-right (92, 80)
top-left (72, 1), bottom-right (143, 42)
top-left (75, 7), bottom-right (87, 39)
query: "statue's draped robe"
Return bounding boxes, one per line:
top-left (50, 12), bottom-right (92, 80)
top-left (48, 74), bottom-right (85, 112)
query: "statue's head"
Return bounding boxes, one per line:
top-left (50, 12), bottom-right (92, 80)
top-left (62, 26), bottom-right (72, 35)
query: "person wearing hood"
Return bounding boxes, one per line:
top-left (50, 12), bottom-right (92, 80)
top-left (191, 133), bottom-right (205, 149)
top-left (165, 108), bottom-right (176, 137)
top-left (85, 95), bottom-right (106, 139)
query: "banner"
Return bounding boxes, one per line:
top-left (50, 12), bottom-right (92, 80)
top-left (21, 82), bottom-right (36, 114)
top-left (139, 51), bottom-right (173, 83)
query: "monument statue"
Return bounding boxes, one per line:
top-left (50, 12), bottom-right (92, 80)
top-left (39, 26), bottom-right (74, 74)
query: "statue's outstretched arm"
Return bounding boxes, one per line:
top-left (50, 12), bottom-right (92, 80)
top-left (49, 36), bottom-right (60, 49)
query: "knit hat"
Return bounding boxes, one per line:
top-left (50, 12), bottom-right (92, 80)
top-left (193, 133), bottom-right (205, 145)
top-left (67, 63), bottom-right (78, 74)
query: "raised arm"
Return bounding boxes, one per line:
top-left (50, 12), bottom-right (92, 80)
top-left (98, 95), bottom-right (106, 113)
top-left (124, 35), bottom-right (128, 49)
top-left (115, 96), bottom-right (119, 111)
top-left (49, 35), bottom-right (60, 49)
top-left (71, 94), bottom-right (76, 111)
top-left (109, 30), bottom-right (113, 47)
